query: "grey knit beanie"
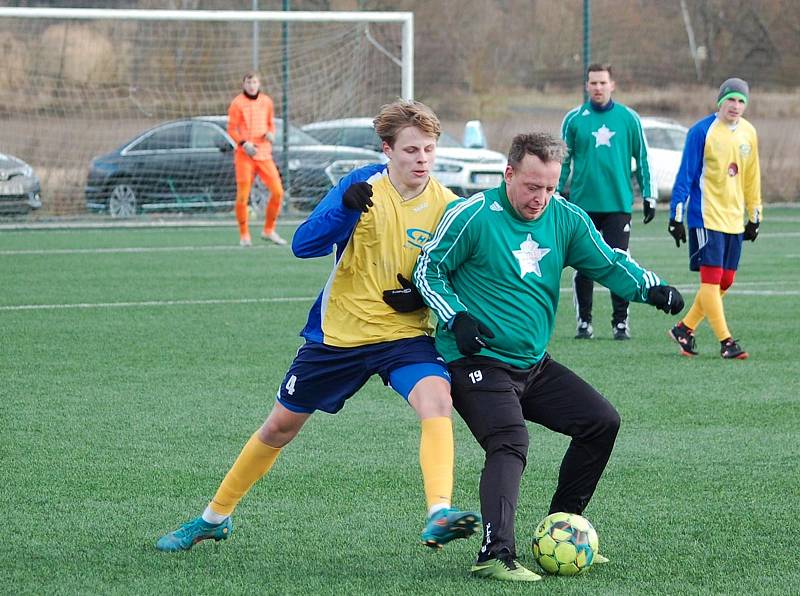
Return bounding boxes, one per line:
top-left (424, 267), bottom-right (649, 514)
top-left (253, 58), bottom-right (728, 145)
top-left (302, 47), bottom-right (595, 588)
top-left (717, 77), bottom-right (749, 106)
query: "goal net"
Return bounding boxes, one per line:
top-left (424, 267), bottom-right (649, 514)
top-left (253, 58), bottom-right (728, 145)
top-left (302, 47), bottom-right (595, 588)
top-left (0, 8), bottom-right (411, 216)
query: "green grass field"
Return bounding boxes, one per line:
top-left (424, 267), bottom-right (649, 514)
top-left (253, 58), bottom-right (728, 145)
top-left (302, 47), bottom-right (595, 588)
top-left (2, 210), bottom-right (799, 595)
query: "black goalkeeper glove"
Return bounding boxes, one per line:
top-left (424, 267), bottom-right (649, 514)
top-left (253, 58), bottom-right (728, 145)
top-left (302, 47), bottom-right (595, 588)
top-left (668, 219), bottom-right (686, 247)
top-left (382, 274), bottom-right (425, 313)
top-left (451, 312), bottom-right (495, 356)
top-left (647, 285), bottom-right (684, 315)
top-left (342, 181), bottom-right (374, 213)
top-left (743, 220), bottom-right (759, 242)
top-left (643, 199), bottom-right (656, 224)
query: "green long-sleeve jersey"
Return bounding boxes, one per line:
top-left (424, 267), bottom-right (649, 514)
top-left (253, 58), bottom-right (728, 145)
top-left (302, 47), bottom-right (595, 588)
top-left (413, 184), bottom-right (664, 368)
top-left (558, 101), bottom-right (655, 212)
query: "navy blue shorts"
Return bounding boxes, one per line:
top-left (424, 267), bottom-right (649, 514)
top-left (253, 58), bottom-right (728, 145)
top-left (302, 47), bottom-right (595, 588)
top-left (276, 336), bottom-right (450, 414)
top-left (688, 228), bottom-right (743, 272)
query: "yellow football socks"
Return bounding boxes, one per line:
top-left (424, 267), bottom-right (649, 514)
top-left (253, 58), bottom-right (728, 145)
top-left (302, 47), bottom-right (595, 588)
top-left (683, 287), bottom-right (728, 331)
top-left (419, 416), bottom-right (454, 511)
top-left (209, 432), bottom-right (281, 517)
top-left (698, 282), bottom-right (731, 340)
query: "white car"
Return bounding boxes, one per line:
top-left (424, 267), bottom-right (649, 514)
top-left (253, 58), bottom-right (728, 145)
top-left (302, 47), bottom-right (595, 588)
top-left (638, 117), bottom-right (688, 200)
top-left (301, 117), bottom-right (507, 198)
top-left (0, 152), bottom-right (42, 214)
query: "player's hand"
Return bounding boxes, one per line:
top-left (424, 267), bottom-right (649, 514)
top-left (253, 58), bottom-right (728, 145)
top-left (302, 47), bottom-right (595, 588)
top-left (451, 312), bottom-right (495, 356)
top-left (668, 219), bottom-right (686, 247)
top-left (265, 132), bottom-right (275, 143)
top-left (647, 285), bottom-right (684, 315)
top-left (743, 220), bottom-right (759, 242)
top-left (342, 182), bottom-right (374, 213)
top-left (643, 199), bottom-right (656, 224)
top-left (382, 274), bottom-right (425, 313)
top-left (243, 141), bottom-right (258, 157)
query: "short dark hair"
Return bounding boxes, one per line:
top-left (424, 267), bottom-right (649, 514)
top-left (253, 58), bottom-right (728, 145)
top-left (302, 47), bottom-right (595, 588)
top-left (242, 71), bottom-right (261, 82)
top-left (507, 132), bottom-right (566, 168)
top-left (587, 63), bottom-right (613, 79)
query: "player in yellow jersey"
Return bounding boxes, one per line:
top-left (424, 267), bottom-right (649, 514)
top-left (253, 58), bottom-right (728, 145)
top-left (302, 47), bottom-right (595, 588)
top-left (668, 78), bottom-right (762, 359)
top-left (156, 100), bottom-right (480, 554)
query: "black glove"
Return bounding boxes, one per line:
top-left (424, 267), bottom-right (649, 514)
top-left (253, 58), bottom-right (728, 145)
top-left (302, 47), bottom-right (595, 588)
top-left (382, 274), bottom-right (425, 313)
top-left (743, 220), bottom-right (759, 242)
top-left (647, 285), bottom-right (684, 315)
top-left (342, 182), bottom-right (374, 213)
top-left (668, 219), bottom-right (686, 247)
top-left (643, 199), bottom-right (656, 224)
top-left (451, 312), bottom-right (495, 356)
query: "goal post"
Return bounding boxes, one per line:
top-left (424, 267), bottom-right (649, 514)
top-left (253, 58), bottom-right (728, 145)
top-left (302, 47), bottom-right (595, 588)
top-left (0, 7), bottom-right (413, 216)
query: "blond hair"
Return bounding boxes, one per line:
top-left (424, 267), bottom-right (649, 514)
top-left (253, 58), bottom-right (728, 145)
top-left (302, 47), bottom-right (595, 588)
top-left (373, 99), bottom-right (441, 148)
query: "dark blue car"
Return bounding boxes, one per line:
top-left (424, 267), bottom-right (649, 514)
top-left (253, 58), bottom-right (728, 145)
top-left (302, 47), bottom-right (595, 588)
top-left (85, 116), bottom-right (381, 217)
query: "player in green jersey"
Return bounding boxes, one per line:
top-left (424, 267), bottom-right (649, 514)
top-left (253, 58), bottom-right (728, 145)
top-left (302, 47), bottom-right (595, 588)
top-left (558, 64), bottom-right (656, 340)
top-left (414, 131), bottom-right (683, 581)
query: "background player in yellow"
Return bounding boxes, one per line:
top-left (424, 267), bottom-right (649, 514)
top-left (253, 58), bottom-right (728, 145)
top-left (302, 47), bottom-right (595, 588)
top-left (668, 77), bottom-right (762, 359)
top-left (156, 100), bottom-right (480, 554)
top-left (227, 72), bottom-right (286, 246)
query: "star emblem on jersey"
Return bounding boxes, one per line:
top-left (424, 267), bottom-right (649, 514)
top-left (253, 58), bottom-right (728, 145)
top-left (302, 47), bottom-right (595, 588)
top-left (512, 234), bottom-right (550, 278)
top-left (592, 124), bottom-right (616, 148)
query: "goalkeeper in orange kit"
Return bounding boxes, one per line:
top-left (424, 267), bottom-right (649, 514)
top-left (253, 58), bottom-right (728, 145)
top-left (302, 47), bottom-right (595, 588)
top-left (227, 72), bottom-right (286, 246)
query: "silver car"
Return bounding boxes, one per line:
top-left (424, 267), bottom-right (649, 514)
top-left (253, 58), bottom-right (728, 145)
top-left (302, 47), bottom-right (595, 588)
top-left (0, 152), bottom-right (42, 214)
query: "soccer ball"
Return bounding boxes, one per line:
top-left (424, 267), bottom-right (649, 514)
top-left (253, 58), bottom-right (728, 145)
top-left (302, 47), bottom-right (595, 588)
top-left (531, 512), bottom-right (599, 576)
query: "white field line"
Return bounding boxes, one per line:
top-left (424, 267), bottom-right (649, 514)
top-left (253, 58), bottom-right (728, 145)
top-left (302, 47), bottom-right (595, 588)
top-left (0, 244), bottom-right (273, 256)
top-left (629, 231), bottom-right (800, 242)
top-left (2, 284), bottom-right (797, 312)
top-left (0, 296), bottom-right (315, 312)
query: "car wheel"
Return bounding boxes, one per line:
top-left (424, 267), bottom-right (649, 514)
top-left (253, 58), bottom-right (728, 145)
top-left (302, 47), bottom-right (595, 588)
top-left (108, 184), bottom-right (137, 218)
top-left (250, 178), bottom-right (268, 216)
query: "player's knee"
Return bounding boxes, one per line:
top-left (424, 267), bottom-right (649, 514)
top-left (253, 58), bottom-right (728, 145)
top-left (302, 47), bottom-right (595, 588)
top-left (482, 424), bottom-right (529, 465)
top-left (594, 407), bottom-right (621, 441)
top-left (720, 269), bottom-right (736, 291)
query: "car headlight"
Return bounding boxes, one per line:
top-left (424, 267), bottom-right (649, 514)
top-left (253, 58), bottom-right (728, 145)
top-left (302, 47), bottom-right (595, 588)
top-left (433, 162), bottom-right (463, 173)
top-left (20, 165), bottom-right (33, 177)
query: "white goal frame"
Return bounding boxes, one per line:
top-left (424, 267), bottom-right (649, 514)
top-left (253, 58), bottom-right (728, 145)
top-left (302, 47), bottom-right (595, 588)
top-left (0, 7), bottom-right (414, 100)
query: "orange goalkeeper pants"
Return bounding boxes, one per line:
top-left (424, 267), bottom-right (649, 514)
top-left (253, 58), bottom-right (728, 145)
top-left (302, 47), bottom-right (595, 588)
top-left (234, 155), bottom-right (284, 236)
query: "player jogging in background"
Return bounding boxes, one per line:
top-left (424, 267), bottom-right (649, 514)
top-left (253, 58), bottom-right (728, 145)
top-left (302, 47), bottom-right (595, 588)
top-left (415, 132), bottom-right (683, 582)
top-left (156, 99), bottom-right (480, 554)
top-left (558, 63), bottom-right (656, 340)
top-left (228, 71), bottom-right (286, 246)
top-left (668, 77), bottom-right (762, 359)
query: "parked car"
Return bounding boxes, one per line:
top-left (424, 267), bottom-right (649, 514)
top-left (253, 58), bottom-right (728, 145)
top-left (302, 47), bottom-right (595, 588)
top-left (639, 117), bottom-right (688, 200)
top-left (301, 118), bottom-right (507, 198)
top-left (85, 116), bottom-right (382, 217)
top-left (0, 152), bottom-right (42, 214)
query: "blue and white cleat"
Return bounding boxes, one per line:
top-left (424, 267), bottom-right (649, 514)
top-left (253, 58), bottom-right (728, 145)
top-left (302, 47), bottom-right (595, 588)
top-left (156, 516), bottom-right (233, 552)
top-left (421, 507), bottom-right (481, 549)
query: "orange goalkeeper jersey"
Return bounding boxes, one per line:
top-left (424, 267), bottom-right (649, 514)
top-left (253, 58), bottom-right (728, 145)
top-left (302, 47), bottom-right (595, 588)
top-left (227, 92), bottom-right (276, 161)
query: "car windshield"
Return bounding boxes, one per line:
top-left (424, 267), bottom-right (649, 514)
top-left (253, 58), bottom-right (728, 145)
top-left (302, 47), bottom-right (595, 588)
top-left (276, 121), bottom-right (323, 146)
top-left (437, 132), bottom-right (463, 148)
top-left (194, 118), bottom-right (321, 147)
top-left (645, 126), bottom-right (687, 151)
